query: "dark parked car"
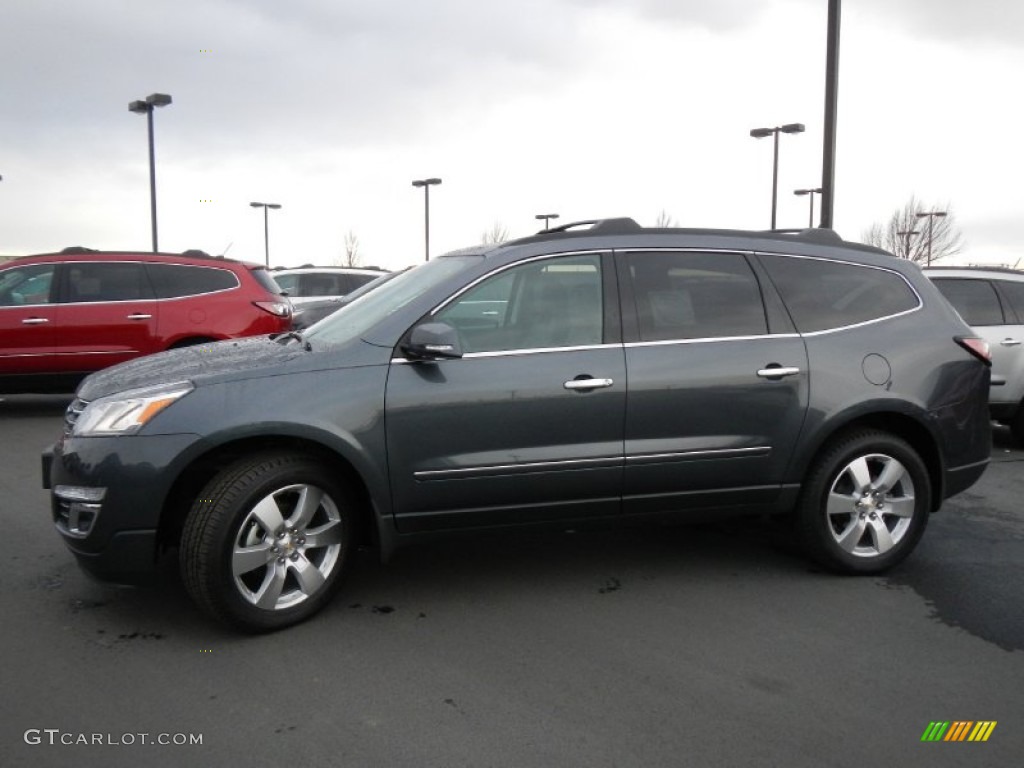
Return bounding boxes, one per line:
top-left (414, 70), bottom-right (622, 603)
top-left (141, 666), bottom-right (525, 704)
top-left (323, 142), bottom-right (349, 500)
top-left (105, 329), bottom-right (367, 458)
top-left (1, 248), bottom-right (292, 393)
top-left (44, 219), bottom-right (992, 631)
top-left (925, 266), bottom-right (1024, 445)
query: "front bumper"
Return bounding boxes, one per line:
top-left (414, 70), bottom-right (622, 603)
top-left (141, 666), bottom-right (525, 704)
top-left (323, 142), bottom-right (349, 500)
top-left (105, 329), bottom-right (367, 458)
top-left (43, 432), bottom-right (201, 584)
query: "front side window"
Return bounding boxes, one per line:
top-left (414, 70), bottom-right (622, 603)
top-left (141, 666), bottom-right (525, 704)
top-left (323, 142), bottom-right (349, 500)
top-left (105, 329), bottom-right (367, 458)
top-left (434, 254), bottom-right (604, 353)
top-left (761, 255), bottom-right (920, 333)
top-left (146, 263), bottom-right (238, 298)
top-left (0, 264), bottom-right (56, 306)
top-left (626, 251), bottom-right (767, 341)
top-left (64, 262), bottom-right (154, 303)
top-left (930, 278), bottom-right (1004, 326)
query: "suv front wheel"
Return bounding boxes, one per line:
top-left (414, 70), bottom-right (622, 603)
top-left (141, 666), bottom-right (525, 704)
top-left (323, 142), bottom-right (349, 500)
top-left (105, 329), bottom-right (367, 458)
top-left (180, 452), bottom-right (354, 632)
top-left (797, 431), bottom-right (931, 573)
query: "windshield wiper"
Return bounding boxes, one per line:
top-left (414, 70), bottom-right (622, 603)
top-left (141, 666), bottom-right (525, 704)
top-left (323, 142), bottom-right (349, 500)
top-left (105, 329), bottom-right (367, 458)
top-left (274, 330), bottom-right (312, 351)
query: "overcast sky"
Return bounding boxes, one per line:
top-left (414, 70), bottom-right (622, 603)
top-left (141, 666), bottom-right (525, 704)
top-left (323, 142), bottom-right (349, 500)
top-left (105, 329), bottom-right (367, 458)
top-left (1, 0), bottom-right (1021, 270)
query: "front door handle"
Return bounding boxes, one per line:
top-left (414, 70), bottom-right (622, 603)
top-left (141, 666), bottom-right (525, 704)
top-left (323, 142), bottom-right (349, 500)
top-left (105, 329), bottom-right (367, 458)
top-left (1000, 338), bottom-right (1021, 347)
top-left (564, 377), bottom-right (614, 391)
top-left (757, 365), bottom-right (801, 379)
top-left (21, 317), bottom-right (49, 325)
top-left (126, 313), bottom-right (153, 320)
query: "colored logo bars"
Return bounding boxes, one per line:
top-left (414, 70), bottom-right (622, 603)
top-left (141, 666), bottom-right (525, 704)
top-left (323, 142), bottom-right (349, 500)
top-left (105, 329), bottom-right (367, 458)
top-left (921, 721), bottom-right (997, 742)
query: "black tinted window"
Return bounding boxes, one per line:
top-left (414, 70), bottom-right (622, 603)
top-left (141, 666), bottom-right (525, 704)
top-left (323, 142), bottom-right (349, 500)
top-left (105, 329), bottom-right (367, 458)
top-left (627, 251), bottom-right (767, 340)
top-left (436, 255), bottom-right (603, 353)
top-left (930, 278), bottom-right (1004, 326)
top-left (146, 263), bottom-right (238, 298)
top-left (761, 255), bottom-right (919, 333)
top-left (995, 280), bottom-right (1024, 323)
top-left (65, 262), bottom-right (154, 302)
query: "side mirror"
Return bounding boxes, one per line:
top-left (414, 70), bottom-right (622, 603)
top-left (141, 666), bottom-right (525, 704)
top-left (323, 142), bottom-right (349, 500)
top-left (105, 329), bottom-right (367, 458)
top-left (402, 322), bottom-right (464, 360)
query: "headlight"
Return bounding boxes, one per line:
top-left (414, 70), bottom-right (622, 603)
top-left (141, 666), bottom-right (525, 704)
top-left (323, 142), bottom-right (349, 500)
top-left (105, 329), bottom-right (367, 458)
top-left (73, 382), bottom-right (194, 436)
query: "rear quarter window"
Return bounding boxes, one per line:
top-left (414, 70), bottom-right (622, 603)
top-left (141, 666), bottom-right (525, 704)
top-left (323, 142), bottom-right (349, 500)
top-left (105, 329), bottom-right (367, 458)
top-left (930, 278), bottom-right (1005, 326)
top-left (760, 254), bottom-right (920, 333)
top-left (146, 263), bottom-right (239, 298)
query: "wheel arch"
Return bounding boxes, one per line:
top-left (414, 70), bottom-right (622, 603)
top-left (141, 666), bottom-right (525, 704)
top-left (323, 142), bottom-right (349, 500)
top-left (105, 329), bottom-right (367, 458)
top-left (791, 409), bottom-right (944, 512)
top-left (157, 434), bottom-right (389, 561)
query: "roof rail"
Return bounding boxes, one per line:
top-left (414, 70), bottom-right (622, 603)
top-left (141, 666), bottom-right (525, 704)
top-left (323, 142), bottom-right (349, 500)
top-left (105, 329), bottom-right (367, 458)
top-left (767, 228), bottom-right (845, 244)
top-left (60, 246), bottom-right (97, 254)
top-left (181, 249), bottom-right (216, 259)
top-left (543, 218), bottom-right (644, 235)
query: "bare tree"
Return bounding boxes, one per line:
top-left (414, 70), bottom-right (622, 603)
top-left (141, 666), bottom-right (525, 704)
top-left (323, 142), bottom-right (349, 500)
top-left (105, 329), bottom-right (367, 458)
top-left (654, 209), bottom-right (679, 228)
top-left (862, 196), bottom-right (964, 265)
top-left (336, 230), bottom-right (361, 267)
top-left (480, 222), bottom-right (510, 245)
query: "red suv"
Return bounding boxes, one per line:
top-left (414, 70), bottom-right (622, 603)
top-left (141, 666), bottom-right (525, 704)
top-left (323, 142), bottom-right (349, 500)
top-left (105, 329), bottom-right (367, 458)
top-left (0, 248), bottom-right (291, 393)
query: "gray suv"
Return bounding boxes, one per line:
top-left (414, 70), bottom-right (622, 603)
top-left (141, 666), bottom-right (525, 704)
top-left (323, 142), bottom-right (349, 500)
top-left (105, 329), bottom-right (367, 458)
top-left (44, 219), bottom-right (992, 631)
top-left (925, 267), bottom-right (1024, 444)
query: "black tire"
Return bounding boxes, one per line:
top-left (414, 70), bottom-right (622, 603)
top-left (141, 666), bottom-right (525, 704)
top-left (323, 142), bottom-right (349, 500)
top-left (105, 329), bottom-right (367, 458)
top-left (181, 452), bottom-right (354, 632)
top-left (796, 430), bottom-right (931, 574)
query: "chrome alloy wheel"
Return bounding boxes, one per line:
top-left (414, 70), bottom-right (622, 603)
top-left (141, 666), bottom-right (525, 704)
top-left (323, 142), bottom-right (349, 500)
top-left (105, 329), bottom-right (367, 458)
top-left (824, 453), bottom-right (916, 558)
top-left (231, 484), bottom-right (344, 610)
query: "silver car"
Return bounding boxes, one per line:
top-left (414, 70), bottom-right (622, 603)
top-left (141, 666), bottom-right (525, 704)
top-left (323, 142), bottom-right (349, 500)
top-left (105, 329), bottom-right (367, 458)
top-left (926, 266), bottom-right (1024, 444)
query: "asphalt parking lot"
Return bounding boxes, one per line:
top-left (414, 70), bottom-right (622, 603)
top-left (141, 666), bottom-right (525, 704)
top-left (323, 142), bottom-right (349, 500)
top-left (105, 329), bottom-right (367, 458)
top-left (1, 394), bottom-right (1022, 768)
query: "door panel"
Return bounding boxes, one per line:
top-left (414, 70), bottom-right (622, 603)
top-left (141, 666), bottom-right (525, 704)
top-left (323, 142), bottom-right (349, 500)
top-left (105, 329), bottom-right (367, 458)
top-left (0, 263), bottom-right (58, 373)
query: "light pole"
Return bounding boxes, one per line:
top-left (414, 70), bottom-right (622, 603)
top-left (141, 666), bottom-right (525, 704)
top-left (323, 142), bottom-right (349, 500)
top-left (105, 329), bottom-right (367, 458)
top-left (750, 123), bottom-right (805, 229)
top-left (896, 229), bottom-right (920, 260)
top-left (794, 187), bottom-right (823, 228)
top-left (250, 202), bottom-right (282, 267)
top-left (411, 177), bottom-right (441, 261)
top-left (128, 93), bottom-right (173, 252)
top-left (535, 213), bottom-right (559, 231)
top-left (915, 210), bottom-right (947, 266)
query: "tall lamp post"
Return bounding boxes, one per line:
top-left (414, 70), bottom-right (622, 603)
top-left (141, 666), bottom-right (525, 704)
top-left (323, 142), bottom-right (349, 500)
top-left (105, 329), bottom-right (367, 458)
top-left (128, 93), bottom-right (173, 252)
top-left (750, 123), bottom-right (805, 229)
top-left (793, 187), bottom-right (823, 228)
top-left (896, 229), bottom-right (919, 260)
top-left (411, 177), bottom-right (442, 261)
top-left (535, 213), bottom-right (559, 231)
top-left (250, 202), bottom-right (282, 267)
top-left (915, 210), bottom-right (947, 266)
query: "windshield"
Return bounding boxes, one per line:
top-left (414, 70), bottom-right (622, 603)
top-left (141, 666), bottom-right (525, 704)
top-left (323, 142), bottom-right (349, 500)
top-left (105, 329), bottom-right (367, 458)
top-left (304, 256), bottom-right (478, 346)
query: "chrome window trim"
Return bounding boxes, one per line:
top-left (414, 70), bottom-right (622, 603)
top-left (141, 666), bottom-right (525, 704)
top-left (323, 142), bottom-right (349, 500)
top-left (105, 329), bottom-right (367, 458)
top-left (624, 333), bottom-right (801, 348)
top-left (54, 259), bottom-right (241, 304)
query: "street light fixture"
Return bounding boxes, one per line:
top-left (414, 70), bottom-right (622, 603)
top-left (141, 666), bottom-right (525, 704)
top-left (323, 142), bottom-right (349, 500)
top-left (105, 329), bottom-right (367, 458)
top-left (411, 177), bottom-right (442, 261)
top-left (750, 122), bottom-right (805, 229)
top-left (250, 202), bottom-right (282, 267)
top-left (535, 213), bottom-right (559, 231)
top-left (794, 187), bottom-right (823, 228)
top-left (915, 210), bottom-right (947, 266)
top-left (129, 92), bottom-right (173, 252)
top-left (895, 229), bottom-right (920, 260)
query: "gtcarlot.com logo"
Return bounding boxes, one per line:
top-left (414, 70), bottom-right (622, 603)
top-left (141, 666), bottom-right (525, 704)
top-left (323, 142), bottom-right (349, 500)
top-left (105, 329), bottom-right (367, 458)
top-left (921, 721), bottom-right (997, 742)
top-left (24, 729), bottom-right (202, 746)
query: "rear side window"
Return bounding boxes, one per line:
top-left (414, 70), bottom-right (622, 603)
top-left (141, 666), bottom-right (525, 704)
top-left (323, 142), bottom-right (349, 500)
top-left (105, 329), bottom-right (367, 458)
top-left (760, 255), bottom-right (919, 333)
top-left (626, 251), bottom-right (767, 340)
top-left (995, 280), bottom-right (1024, 323)
top-left (146, 263), bottom-right (239, 298)
top-left (64, 262), bottom-right (154, 303)
top-left (931, 278), bottom-right (1004, 326)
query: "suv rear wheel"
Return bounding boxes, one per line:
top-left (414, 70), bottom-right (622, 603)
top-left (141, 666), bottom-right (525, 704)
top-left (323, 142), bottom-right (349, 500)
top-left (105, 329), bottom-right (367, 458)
top-left (797, 431), bottom-right (931, 573)
top-left (180, 452), bottom-right (354, 632)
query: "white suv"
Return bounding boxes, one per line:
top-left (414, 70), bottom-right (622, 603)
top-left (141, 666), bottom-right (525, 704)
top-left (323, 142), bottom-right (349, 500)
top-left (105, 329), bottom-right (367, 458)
top-left (270, 266), bottom-right (387, 305)
top-left (926, 266), bottom-right (1024, 444)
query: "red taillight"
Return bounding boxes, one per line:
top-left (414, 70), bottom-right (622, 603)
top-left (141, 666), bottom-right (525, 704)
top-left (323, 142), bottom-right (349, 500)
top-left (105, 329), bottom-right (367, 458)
top-left (955, 336), bottom-right (991, 365)
top-left (254, 300), bottom-right (292, 318)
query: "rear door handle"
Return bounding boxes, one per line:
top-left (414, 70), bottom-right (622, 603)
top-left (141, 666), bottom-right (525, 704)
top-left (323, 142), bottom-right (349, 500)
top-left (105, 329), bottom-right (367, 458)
top-left (21, 317), bottom-right (49, 325)
top-left (564, 377), bottom-right (614, 390)
top-left (1000, 338), bottom-right (1021, 347)
top-left (757, 366), bottom-right (801, 379)
top-left (126, 313), bottom-right (153, 320)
